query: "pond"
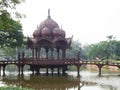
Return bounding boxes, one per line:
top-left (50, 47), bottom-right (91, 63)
top-left (0, 71), bottom-right (120, 90)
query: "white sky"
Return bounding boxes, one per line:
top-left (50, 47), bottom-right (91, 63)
top-left (17, 0), bottom-right (120, 45)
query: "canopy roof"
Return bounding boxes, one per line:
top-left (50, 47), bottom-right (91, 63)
top-left (27, 9), bottom-right (72, 49)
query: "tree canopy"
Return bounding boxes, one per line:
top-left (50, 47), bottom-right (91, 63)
top-left (66, 35), bottom-right (120, 61)
top-left (0, 0), bottom-right (24, 48)
top-left (83, 36), bottom-right (120, 61)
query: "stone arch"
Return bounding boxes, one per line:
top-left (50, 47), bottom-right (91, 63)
top-left (54, 39), bottom-right (68, 59)
top-left (54, 39), bottom-right (67, 49)
top-left (38, 38), bottom-right (52, 48)
top-left (37, 39), bottom-right (52, 59)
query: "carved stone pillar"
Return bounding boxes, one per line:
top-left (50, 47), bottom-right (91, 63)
top-left (97, 64), bottom-right (104, 76)
top-left (46, 68), bottom-right (49, 75)
top-left (57, 48), bottom-right (60, 60)
top-left (51, 48), bottom-right (54, 59)
top-left (35, 48), bottom-right (37, 59)
top-left (62, 67), bottom-right (65, 74)
top-left (76, 64), bottom-right (82, 76)
top-left (32, 48), bottom-right (34, 59)
top-left (38, 48), bottom-right (40, 59)
top-left (21, 65), bottom-right (24, 76)
top-left (45, 48), bottom-right (49, 59)
top-left (3, 65), bottom-right (6, 76)
top-left (51, 68), bottom-right (54, 75)
top-left (77, 66), bottom-right (80, 76)
top-left (62, 49), bottom-right (66, 59)
top-left (18, 65), bottom-right (21, 76)
top-left (57, 67), bottom-right (60, 75)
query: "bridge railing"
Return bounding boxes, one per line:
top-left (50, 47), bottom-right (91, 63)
top-left (0, 59), bottom-right (120, 67)
top-left (0, 60), bottom-right (23, 65)
top-left (22, 58), bottom-right (78, 65)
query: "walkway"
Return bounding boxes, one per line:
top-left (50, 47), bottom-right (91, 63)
top-left (0, 59), bottom-right (120, 76)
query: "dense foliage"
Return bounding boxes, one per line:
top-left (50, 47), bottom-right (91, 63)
top-left (66, 40), bottom-right (81, 59)
top-left (65, 35), bottom-right (120, 61)
top-left (0, 0), bottom-right (24, 48)
top-left (0, 86), bottom-right (32, 90)
top-left (0, 13), bottom-right (24, 48)
top-left (84, 36), bottom-right (120, 61)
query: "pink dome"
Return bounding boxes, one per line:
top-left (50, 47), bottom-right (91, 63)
top-left (32, 9), bottom-right (66, 40)
top-left (41, 27), bottom-right (51, 37)
top-left (33, 30), bottom-right (41, 38)
top-left (39, 18), bottom-right (59, 32)
top-left (53, 28), bottom-right (61, 38)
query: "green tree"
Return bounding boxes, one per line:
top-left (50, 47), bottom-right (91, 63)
top-left (0, 10), bottom-right (24, 48)
top-left (0, 0), bottom-right (25, 58)
top-left (66, 40), bottom-right (81, 59)
top-left (81, 44), bottom-right (90, 60)
top-left (84, 35), bottom-right (120, 61)
top-left (0, 0), bottom-right (25, 19)
top-left (0, 0), bottom-right (25, 47)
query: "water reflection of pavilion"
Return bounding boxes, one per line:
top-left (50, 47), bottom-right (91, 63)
top-left (2, 74), bottom-right (117, 90)
top-left (2, 74), bottom-right (83, 90)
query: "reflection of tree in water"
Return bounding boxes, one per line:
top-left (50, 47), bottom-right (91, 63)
top-left (2, 74), bottom-right (84, 90)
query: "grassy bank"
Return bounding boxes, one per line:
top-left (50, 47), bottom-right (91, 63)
top-left (0, 86), bottom-right (33, 90)
top-left (69, 65), bottom-right (120, 72)
top-left (69, 65), bottom-right (87, 71)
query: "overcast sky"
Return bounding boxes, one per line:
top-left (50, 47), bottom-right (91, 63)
top-left (17, 0), bottom-right (120, 45)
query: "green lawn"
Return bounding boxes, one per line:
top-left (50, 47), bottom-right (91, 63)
top-left (0, 87), bottom-right (33, 90)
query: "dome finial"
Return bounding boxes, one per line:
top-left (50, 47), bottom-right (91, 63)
top-left (48, 9), bottom-right (51, 18)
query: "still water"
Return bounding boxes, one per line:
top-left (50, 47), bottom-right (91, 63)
top-left (0, 71), bottom-right (120, 90)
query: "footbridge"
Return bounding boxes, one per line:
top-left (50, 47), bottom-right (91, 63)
top-left (0, 59), bottom-right (120, 76)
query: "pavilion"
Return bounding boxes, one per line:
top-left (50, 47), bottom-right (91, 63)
top-left (26, 9), bottom-right (72, 60)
